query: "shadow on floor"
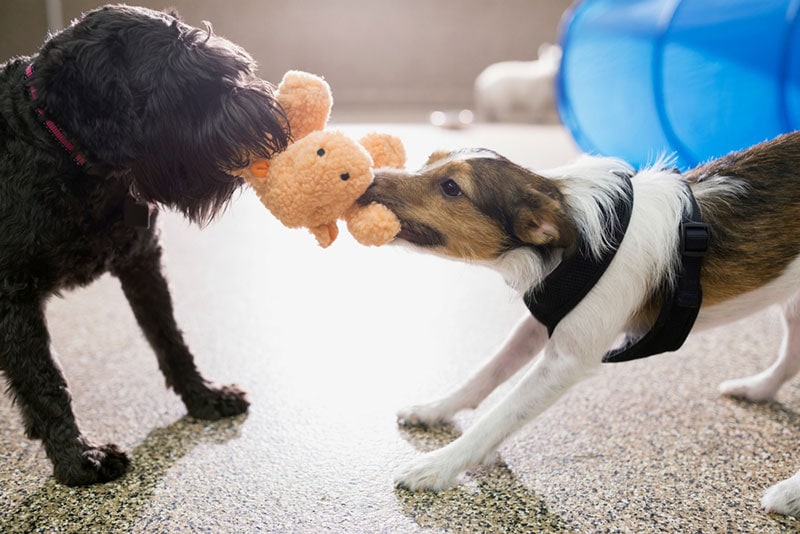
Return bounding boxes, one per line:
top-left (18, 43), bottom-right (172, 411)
top-left (1, 414), bottom-right (246, 532)
top-left (731, 396), bottom-right (800, 426)
top-left (395, 424), bottom-right (574, 532)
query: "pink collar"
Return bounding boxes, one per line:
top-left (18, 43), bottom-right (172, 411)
top-left (25, 63), bottom-right (87, 167)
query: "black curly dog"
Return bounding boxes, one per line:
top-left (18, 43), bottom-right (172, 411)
top-left (0, 5), bottom-right (288, 485)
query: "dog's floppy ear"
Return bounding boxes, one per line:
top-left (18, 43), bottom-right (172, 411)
top-left (512, 192), bottom-right (573, 248)
top-left (513, 209), bottom-right (561, 246)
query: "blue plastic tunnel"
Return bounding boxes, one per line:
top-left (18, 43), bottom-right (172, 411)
top-left (557, 0), bottom-right (800, 169)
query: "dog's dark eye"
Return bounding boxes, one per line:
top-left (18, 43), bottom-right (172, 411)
top-left (440, 179), bottom-right (463, 198)
top-left (317, 148), bottom-right (325, 157)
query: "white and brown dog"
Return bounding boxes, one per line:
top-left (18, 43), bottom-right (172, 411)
top-left (359, 131), bottom-right (800, 516)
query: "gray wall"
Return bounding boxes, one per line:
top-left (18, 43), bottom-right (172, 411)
top-left (1, 0), bottom-right (571, 108)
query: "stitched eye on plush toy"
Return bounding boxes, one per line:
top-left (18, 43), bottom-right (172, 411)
top-left (340, 173), bottom-right (350, 181)
top-left (317, 148), bottom-right (325, 157)
top-left (440, 178), bottom-right (463, 198)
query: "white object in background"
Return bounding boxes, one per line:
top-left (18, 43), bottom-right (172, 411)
top-left (474, 43), bottom-right (562, 124)
top-left (430, 109), bottom-right (474, 129)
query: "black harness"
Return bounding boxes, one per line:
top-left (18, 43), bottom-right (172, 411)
top-left (523, 174), bottom-right (710, 363)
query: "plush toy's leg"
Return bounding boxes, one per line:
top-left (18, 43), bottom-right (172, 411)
top-left (345, 204), bottom-right (401, 247)
top-left (310, 222), bottom-right (339, 248)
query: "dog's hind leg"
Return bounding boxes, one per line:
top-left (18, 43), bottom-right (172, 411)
top-left (719, 301), bottom-right (800, 402)
top-left (111, 236), bottom-right (249, 420)
top-left (397, 315), bottom-right (547, 427)
top-left (762, 468), bottom-right (800, 517)
top-left (0, 298), bottom-right (129, 485)
top-left (717, 302), bottom-right (800, 516)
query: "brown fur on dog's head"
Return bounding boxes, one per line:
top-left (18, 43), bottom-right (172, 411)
top-left (359, 148), bottom-right (577, 261)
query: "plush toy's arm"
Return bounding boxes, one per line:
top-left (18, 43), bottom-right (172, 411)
top-left (360, 133), bottom-right (406, 169)
top-left (344, 203), bottom-right (401, 247)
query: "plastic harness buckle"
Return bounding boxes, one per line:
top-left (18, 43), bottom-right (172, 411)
top-left (681, 222), bottom-right (710, 257)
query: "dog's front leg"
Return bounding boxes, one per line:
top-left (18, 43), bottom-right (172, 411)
top-left (0, 298), bottom-right (129, 485)
top-left (398, 315), bottom-right (548, 427)
top-left (111, 238), bottom-right (249, 420)
top-left (395, 339), bottom-right (596, 491)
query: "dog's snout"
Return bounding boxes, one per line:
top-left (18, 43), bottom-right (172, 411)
top-left (358, 173), bottom-right (397, 206)
top-left (368, 174), bottom-right (390, 190)
top-left (340, 172), bottom-right (350, 181)
top-left (357, 178), bottom-right (382, 206)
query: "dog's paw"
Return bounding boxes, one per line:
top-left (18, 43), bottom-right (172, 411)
top-left (762, 472), bottom-right (800, 517)
top-left (186, 384), bottom-right (250, 420)
top-left (397, 402), bottom-right (454, 428)
top-left (54, 443), bottom-right (130, 486)
top-left (718, 374), bottom-right (778, 402)
top-left (395, 449), bottom-right (461, 492)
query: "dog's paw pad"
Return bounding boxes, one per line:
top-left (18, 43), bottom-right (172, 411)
top-left (480, 449), bottom-right (499, 466)
top-left (56, 443), bottom-right (130, 486)
top-left (396, 407), bottom-right (427, 427)
top-left (187, 384), bottom-right (250, 420)
top-left (394, 452), bottom-right (459, 492)
top-left (718, 376), bottom-right (776, 402)
top-left (762, 475), bottom-right (800, 516)
top-left (397, 404), bottom-right (451, 428)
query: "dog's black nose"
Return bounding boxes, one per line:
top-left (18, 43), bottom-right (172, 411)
top-left (340, 172), bottom-right (350, 181)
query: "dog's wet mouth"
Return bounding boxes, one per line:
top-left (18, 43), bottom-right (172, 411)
top-left (396, 220), bottom-right (445, 247)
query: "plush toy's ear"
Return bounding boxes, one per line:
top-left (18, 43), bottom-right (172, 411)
top-left (359, 133), bottom-right (406, 169)
top-left (425, 151), bottom-right (450, 166)
top-left (249, 158), bottom-right (271, 178)
top-left (275, 71), bottom-right (332, 140)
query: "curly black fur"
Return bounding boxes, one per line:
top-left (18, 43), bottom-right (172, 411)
top-left (0, 5), bottom-right (289, 485)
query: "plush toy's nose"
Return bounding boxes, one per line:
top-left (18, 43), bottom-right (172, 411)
top-left (340, 172), bottom-right (350, 181)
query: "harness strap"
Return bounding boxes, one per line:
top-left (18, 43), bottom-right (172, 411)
top-left (523, 173), bottom-right (710, 363)
top-left (602, 188), bottom-right (709, 363)
top-left (524, 174), bottom-right (634, 335)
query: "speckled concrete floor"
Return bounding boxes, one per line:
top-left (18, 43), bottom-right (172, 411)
top-left (1, 124), bottom-right (799, 533)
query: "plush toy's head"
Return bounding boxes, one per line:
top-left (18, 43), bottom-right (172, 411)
top-left (244, 71), bottom-right (404, 247)
top-left (257, 130), bottom-right (374, 228)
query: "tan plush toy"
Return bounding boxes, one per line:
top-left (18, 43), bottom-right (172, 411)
top-left (242, 70), bottom-right (404, 248)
